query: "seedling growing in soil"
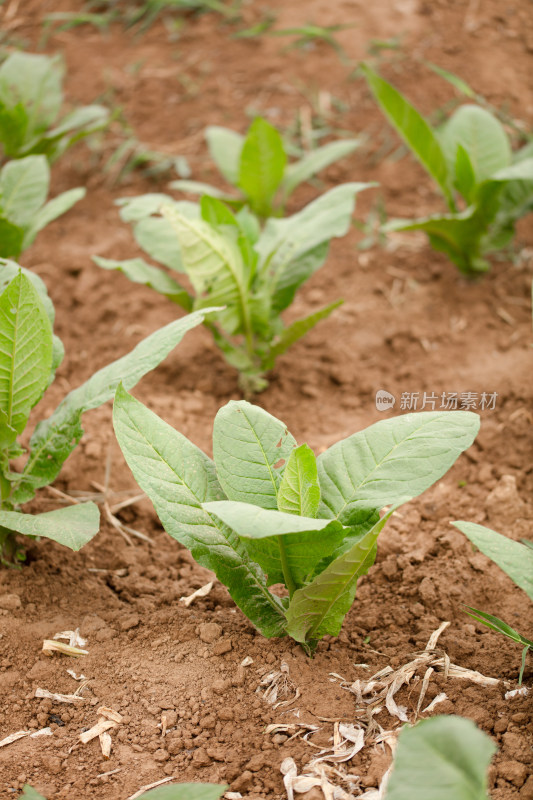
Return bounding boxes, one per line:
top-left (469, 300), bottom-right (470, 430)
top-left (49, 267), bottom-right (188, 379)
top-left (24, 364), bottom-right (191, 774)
top-left (0, 262), bottom-right (215, 566)
top-left (19, 782), bottom-right (226, 800)
top-left (385, 715), bottom-right (496, 800)
top-left (95, 183), bottom-right (374, 394)
top-left (0, 52), bottom-right (108, 163)
top-left (0, 155), bottom-right (85, 259)
top-left (362, 64), bottom-right (533, 275)
top-left (114, 391), bottom-right (479, 651)
top-left (171, 116), bottom-right (362, 217)
top-left (453, 521), bottom-right (533, 684)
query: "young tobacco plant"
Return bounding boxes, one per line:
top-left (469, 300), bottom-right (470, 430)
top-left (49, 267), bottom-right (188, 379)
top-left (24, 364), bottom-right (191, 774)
top-left (0, 155), bottom-right (85, 259)
top-left (114, 390), bottom-right (479, 651)
top-left (0, 51), bottom-right (108, 163)
top-left (19, 782), bottom-right (226, 800)
top-left (453, 521), bottom-right (533, 684)
top-left (171, 116), bottom-right (362, 217)
top-left (94, 183), bottom-right (373, 394)
top-left (362, 64), bottom-right (533, 275)
top-left (0, 262), bottom-right (215, 565)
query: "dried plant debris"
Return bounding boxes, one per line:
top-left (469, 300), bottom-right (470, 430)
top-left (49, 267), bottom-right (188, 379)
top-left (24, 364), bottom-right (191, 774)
top-left (257, 661), bottom-right (301, 708)
top-left (34, 687), bottom-right (88, 704)
top-left (180, 581), bottom-right (214, 607)
top-left (0, 728), bottom-right (52, 748)
top-left (79, 706), bottom-right (123, 758)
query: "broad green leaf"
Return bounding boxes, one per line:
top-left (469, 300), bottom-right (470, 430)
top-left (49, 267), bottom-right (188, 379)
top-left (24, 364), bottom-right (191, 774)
top-left (139, 783), bottom-right (227, 800)
top-left (0, 260), bottom-right (63, 381)
top-left (93, 256), bottom-right (192, 310)
top-left (19, 308), bottom-right (215, 497)
top-left (213, 400), bottom-right (296, 509)
top-left (0, 407), bottom-right (17, 449)
top-left (0, 218), bottom-right (24, 259)
top-left (113, 386), bottom-right (286, 637)
top-left (280, 138), bottom-right (362, 201)
top-left (36, 104), bottom-right (109, 158)
top-left (453, 522), bottom-right (533, 601)
top-left (18, 786), bottom-right (47, 800)
top-left (161, 206), bottom-right (249, 335)
top-left (238, 117), bottom-right (286, 216)
top-left (440, 105), bottom-right (511, 185)
top-left (0, 503), bottom-right (99, 551)
top-left (200, 195), bottom-right (239, 227)
top-left (268, 241), bottom-right (330, 313)
top-left (205, 125), bottom-right (244, 185)
top-left (134, 216), bottom-right (184, 272)
top-left (262, 300), bottom-right (342, 370)
top-left (0, 53), bottom-right (63, 136)
top-left (204, 500), bottom-right (346, 588)
top-left (278, 444), bottom-right (320, 517)
top-left (285, 507), bottom-right (397, 642)
top-left (0, 102), bottom-right (28, 158)
top-left (454, 144), bottom-right (476, 204)
top-left (318, 411), bottom-right (479, 525)
top-left (0, 156), bottom-right (49, 227)
top-left (361, 64), bottom-right (453, 208)
top-left (0, 273), bottom-right (53, 433)
top-left (22, 187), bottom-right (85, 250)
top-left (385, 715), bottom-right (496, 800)
top-left (257, 183), bottom-right (374, 307)
top-left (117, 195), bottom-right (198, 224)
top-left (426, 62), bottom-right (477, 99)
top-left (170, 179), bottom-right (235, 201)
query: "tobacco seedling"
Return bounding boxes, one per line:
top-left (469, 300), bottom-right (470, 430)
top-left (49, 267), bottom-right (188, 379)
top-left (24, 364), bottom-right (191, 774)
top-left (385, 715), bottom-right (496, 800)
top-left (114, 392), bottom-right (479, 651)
top-left (95, 183), bottom-right (373, 394)
top-left (0, 262), bottom-right (215, 565)
top-left (0, 155), bottom-right (85, 259)
top-left (0, 52), bottom-right (108, 163)
top-left (362, 64), bottom-right (533, 275)
top-left (453, 521), bottom-right (533, 684)
top-left (171, 116), bottom-right (362, 217)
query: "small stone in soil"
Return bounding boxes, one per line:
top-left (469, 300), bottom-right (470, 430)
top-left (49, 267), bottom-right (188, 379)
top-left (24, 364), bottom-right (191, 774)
top-left (198, 622), bottom-right (222, 643)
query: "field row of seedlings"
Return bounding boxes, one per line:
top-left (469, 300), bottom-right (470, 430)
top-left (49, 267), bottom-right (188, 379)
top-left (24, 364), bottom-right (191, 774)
top-left (0, 0), bottom-right (531, 798)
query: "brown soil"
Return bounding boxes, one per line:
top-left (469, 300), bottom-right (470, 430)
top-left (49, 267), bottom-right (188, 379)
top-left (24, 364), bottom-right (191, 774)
top-left (0, 0), bottom-right (532, 798)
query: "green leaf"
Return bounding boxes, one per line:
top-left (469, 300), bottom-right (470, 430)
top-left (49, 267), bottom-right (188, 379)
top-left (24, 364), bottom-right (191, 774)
top-left (138, 783), bottom-right (227, 800)
top-left (0, 101), bottom-right (28, 158)
top-left (280, 138), bottom-right (362, 201)
top-left (36, 104), bottom-right (109, 159)
top-left (385, 715), bottom-right (496, 800)
top-left (0, 218), bottom-right (24, 259)
top-left (361, 63), bottom-right (453, 208)
top-left (263, 300), bottom-right (342, 370)
top-left (0, 503), bottom-right (99, 551)
top-left (204, 500), bottom-right (346, 588)
top-left (212, 400), bottom-right (297, 509)
top-left (133, 216), bottom-right (184, 272)
top-left (464, 607), bottom-right (533, 647)
top-left (440, 105), bottom-right (511, 185)
top-left (0, 53), bottom-right (63, 139)
top-left (93, 256), bottom-right (192, 310)
top-left (454, 144), bottom-right (476, 204)
top-left (161, 205), bottom-right (250, 336)
top-left (205, 125), bottom-right (244, 185)
top-left (0, 272), bottom-right (53, 433)
top-left (318, 411), bottom-right (480, 525)
top-left (453, 522), bottom-right (533, 601)
top-left (22, 187), bottom-right (85, 250)
top-left (238, 117), bottom-right (286, 216)
top-left (18, 786), bottom-right (47, 800)
top-left (285, 507), bottom-right (397, 642)
top-left (113, 386), bottom-right (287, 637)
top-left (0, 407), bottom-right (17, 449)
top-left (0, 155), bottom-right (49, 227)
top-left (200, 195), bottom-right (239, 227)
top-left (278, 444), bottom-right (320, 517)
top-left (170, 179), bottom-right (236, 201)
top-left (18, 308), bottom-right (215, 499)
top-left (257, 183), bottom-right (374, 309)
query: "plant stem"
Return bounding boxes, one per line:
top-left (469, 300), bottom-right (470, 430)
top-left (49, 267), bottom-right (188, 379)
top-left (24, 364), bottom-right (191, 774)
top-left (277, 535), bottom-right (296, 598)
top-left (0, 525), bottom-right (19, 568)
